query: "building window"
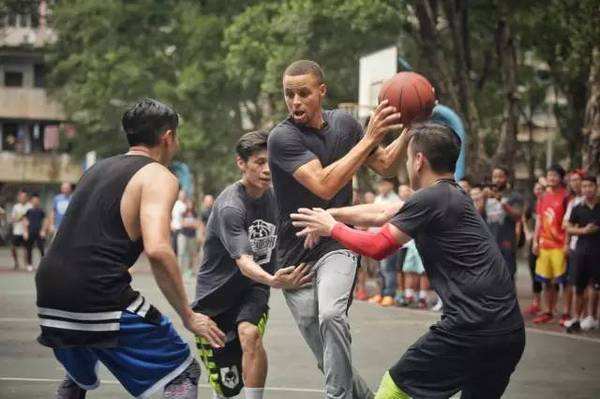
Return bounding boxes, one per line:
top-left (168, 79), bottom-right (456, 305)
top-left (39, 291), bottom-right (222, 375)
top-left (5, 71), bottom-right (24, 87)
top-left (1, 123), bottom-right (19, 152)
top-left (34, 64), bottom-right (45, 87)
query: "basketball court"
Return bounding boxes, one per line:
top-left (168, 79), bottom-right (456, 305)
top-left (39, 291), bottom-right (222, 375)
top-left (1, 249), bottom-right (599, 398)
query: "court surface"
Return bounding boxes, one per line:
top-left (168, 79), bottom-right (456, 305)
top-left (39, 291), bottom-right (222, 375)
top-left (1, 250), bottom-right (599, 398)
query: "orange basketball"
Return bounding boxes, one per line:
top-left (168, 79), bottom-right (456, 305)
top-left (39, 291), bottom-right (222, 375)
top-left (378, 72), bottom-right (436, 125)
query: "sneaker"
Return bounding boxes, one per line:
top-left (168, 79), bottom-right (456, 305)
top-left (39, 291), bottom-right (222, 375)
top-left (164, 359), bottom-right (200, 399)
top-left (524, 303), bottom-right (541, 316)
top-left (559, 313), bottom-right (571, 327)
top-left (381, 296), bottom-right (395, 307)
top-left (394, 293), bottom-right (406, 306)
top-left (566, 320), bottom-right (581, 334)
top-left (418, 298), bottom-right (428, 309)
top-left (26, 265), bottom-right (33, 272)
top-left (355, 289), bottom-right (369, 301)
top-left (533, 312), bottom-right (553, 324)
top-left (368, 294), bottom-right (383, 304)
top-left (581, 316), bottom-right (600, 331)
top-left (55, 376), bottom-right (87, 399)
top-left (403, 295), bottom-right (415, 307)
top-left (563, 318), bottom-right (578, 328)
top-left (432, 300), bottom-right (443, 312)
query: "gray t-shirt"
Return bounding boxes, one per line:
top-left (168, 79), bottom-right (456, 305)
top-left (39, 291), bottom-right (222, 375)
top-left (268, 110), bottom-right (363, 269)
top-left (485, 189), bottom-right (524, 253)
top-left (390, 179), bottom-right (523, 335)
top-left (192, 182), bottom-right (278, 316)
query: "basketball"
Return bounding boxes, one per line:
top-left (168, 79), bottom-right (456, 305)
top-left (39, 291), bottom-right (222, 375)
top-left (378, 72), bottom-right (437, 125)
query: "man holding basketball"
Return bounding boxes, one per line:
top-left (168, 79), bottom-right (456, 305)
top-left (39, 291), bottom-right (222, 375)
top-left (268, 59), bottom-right (404, 399)
top-left (292, 122), bottom-right (525, 399)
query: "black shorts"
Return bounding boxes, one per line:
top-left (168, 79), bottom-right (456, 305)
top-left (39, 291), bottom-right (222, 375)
top-left (196, 286), bottom-right (269, 397)
top-left (12, 235), bottom-right (25, 247)
top-left (389, 326), bottom-right (525, 399)
top-left (573, 249), bottom-right (600, 293)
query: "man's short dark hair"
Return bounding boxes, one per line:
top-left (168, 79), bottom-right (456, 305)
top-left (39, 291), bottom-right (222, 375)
top-left (408, 122), bottom-right (461, 174)
top-left (236, 130), bottom-right (269, 161)
top-left (493, 166), bottom-right (510, 176)
top-left (582, 175), bottom-right (597, 185)
top-left (284, 60), bottom-right (324, 84)
top-left (122, 98), bottom-right (179, 147)
top-left (548, 164), bottom-right (566, 180)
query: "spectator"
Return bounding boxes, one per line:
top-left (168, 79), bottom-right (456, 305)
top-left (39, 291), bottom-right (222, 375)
top-left (565, 176), bottom-right (600, 332)
top-left (23, 193), bottom-right (48, 272)
top-left (372, 178), bottom-right (401, 306)
top-left (483, 167), bottom-right (524, 279)
top-left (561, 170), bottom-right (585, 325)
top-left (355, 191), bottom-right (377, 301)
top-left (50, 182), bottom-right (73, 235)
top-left (197, 194), bottom-right (214, 248)
top-left (458, 176), bottom-right (472, 193)
top-left (523, 181), bottom-right (545, 316)
top-left (533, 164), bottom-right (569, 324)
top-left (470, 186), bottom-right (486, 218)
top-left (394, 185), bottom-right (412, 305)
top-left (10, 190), bottom-right (31, 270)
top-left (179, 199), bottom-right (200, 279)
top-left (170, 190), bottom-right (186, 255)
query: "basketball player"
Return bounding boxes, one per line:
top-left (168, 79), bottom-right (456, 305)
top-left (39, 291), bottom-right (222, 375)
top-left (292, 122), bottom-right (525, 399)
top-left (35, 98), bottom-right (225, 399)
top-left (268, 59), bottom-right (404, 399)
top-left (193, 130), bottom-right (311, 399)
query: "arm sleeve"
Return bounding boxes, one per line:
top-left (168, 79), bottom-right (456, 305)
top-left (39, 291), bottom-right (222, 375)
top-left (268, 126), bottom-right (318, 174)
top-left (331, 223), bottom-right (401, 261)
top-left (388, 188), bottom-right (438, 237)
top-left (217, 206), bottom-right (251, 259)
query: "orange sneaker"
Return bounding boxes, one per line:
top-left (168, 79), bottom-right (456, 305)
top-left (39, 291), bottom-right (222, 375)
top-left (355, 289), bottom-right (369, 301)
top-left (524, 303), bottom-right (541, 316)
top-left (533, 312), bottom-right (553, 324)
top-left (381, 296), bottom-right (395, 307)
top-left (368, 294), bottom-right (383, 304)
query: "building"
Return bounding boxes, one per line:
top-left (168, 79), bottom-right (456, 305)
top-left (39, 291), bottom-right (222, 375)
top-left (0, 1), bottom-right (81, 213)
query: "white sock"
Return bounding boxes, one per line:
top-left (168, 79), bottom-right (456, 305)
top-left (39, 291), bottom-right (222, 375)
top-left (244, 387), bottom-right (264, 399)
top-left (419, 290), bottom-right (428, 300)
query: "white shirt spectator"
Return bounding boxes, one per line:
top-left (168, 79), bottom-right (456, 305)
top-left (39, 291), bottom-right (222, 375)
top-left (563, 195), bottom-right (584, 250)
top-left (375, 191), bottom-right (400, 205)
top-left (11, 202), bottom-right (32, 236)
top-left (170, 199), bottom-right (186, 231)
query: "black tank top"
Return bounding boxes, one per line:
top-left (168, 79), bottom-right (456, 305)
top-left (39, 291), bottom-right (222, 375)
top-left (36, 155), bottom-right (155, 313)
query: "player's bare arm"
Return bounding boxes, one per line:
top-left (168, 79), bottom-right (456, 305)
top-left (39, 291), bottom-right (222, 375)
top-left (137, 164), bottom-right (225, 347)
top-left (293, 100), bottom-right (403, 201)
top-left (366, 128), bottom-right (412, 177)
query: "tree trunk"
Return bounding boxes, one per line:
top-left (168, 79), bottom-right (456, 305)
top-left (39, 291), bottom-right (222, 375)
top-left (583, 46), bottom-right (600, 175)
top-left (492, 1), bottom-right (519, 173)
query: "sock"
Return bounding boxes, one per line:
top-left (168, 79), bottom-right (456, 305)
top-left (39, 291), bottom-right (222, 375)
top-left (244, 387), bottom-right (264, 399)
top-left (374, 371), bottom-right (410, 399)
top-left (419, 290), bottom-right (427, 300)
top-left (405, 288), bottom-right (415, 298)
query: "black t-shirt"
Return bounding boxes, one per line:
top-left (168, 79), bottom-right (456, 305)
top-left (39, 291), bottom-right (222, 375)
top-left (389, 180), bottom-right (523, 335)
top-left (485, 189), bottom-right (523, 252)
top-left (192, 182), bottom-right (278, 316)
top-left (201, 207), bottom-right (212, 225)
top-left (25, 208), bottom-right (45, 235)
top-left (569, 201), bottom-right (600, 250)
top-left (268, 110), bottom-right (363, 269)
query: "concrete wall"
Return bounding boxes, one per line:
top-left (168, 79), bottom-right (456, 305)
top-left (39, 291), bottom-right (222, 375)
top-left (0, 152), bottom-right (80, 183)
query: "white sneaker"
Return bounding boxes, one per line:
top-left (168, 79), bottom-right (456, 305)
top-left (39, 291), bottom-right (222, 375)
top-left (563, 318), bottom-right (579, 328)
top-left (432, 300), bottom-right (443, 312)
top-left (580, 316), bottom-right (599, 331)
top-left (26, 265), bottom-right (33, 272)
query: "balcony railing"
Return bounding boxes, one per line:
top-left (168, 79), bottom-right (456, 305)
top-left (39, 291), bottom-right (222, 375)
top-left (0, 151), bottom-right (80, 183)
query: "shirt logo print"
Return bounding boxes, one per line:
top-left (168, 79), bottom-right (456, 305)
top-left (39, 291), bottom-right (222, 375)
top-left (249, 220), bottom-right (277, 265)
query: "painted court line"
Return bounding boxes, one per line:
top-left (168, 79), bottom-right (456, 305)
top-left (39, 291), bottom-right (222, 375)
top-left (0, 377), bottom-right (323, 393)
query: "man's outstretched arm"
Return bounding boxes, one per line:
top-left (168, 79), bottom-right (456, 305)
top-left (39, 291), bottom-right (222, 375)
top-left (327, 201), bottom-right (404, 228)
top-left (292, 101), bottom-right (402, 200)
top-left (290, 208), bottom-right (411, 260)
